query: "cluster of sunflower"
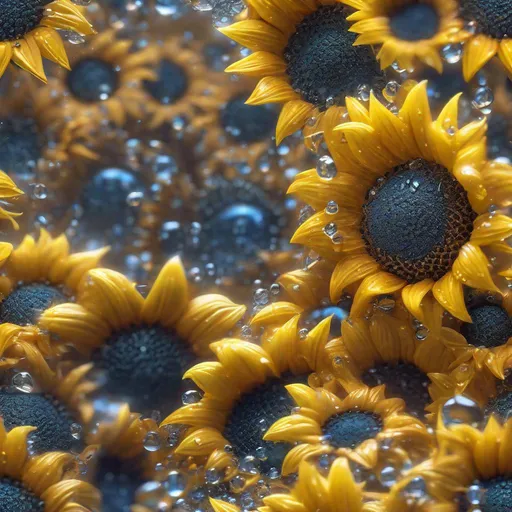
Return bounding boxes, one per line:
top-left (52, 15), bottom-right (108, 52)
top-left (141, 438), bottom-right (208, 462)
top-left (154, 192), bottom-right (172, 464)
top-left (0, 0), bottom-right (510, 511)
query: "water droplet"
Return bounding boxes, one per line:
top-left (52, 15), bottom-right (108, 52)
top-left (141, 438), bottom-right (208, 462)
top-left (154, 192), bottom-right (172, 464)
top-left (182, 389), bottom-right (203, 405)
top-left (316, 155), bottom-right (337, 180)
top-left (166, 470), bottom-right (188, 498)
top-left (441, 43), bottom-right (463, 63)
top-left (442, 395), bottom-right (483, 427)
top-left (12, 372), bottom-right (33, 393)
top-left (325, 201), bottom-right (339, 215)
top-left (143, 431), bottom-right (162, 452)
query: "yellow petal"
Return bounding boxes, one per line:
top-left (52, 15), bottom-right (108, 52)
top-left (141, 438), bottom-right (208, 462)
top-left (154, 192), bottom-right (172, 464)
top-left (0, 43), bottom-right (13, 78)
top-left (219, 20), bottom-right (287, 53)
top-left (11, 36), bottom-right (47, 83)
top-left (281, 444), bottom-right (331, 476)
top-left (330, 255), bottom-right (380, 303)
top-left (176, 428), bottom-right (227, 456)
top-left (401, 279), bottom-right (434, 323)
top-left (351, 272), bottom-right (405, 318)
top-left (452, 243), bottom-right (500, 293)
top-left (247, 76), bottom-right (299, 105)
top-left (462, 34), bottom-right (499, 81)
top-left (432, 271), bottom-right (471, 322)
top-left (141, 256), bottom-right (189, 326)
top-left (32, 27), bottom-right (70, 69)
top-left (79, 268), bottom-right (143, 329)
top-left (43, 0), bottom-right (96, 35)
top-left (251, 302), bottom-right (303, 327)
top-left (210, 499), bottom-right (240, 512)
top-left (176, 295), bottom-right (246, 356)
top-left (264, 414), bottom-right (322, 443)
top-left (225, 51), bottom-right (287, 76)
top-left (471, 214), bottom-right (512, 246)
top-left (498, 39), bottom-right (512, 76)
top-left (276, 100), bottom-right (315, 144)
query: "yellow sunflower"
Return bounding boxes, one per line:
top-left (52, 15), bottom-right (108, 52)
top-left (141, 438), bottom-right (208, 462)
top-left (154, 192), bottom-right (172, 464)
top-left (219, 0), bottom-right (385, 143)
top-left (121, 36), bottom-right (221, 130)
top-left (459, 0), bottom-right (512, 81)
top-left (264, 383), bottom-right (431, 475)
top-left (0, 230), bottom-right (107, 366)
top-left (326, 309), bottom-right (458, 419)
top-left (438, 290), bottom-right (512, 381)
top-left (392, 417), bottom-right (512, 511)
top-left (0, 418), bottom-right (100, 511)
top-left (39, 256), bottom-right (246, 414)
top-left (262, 458), bottom-right (377, 512)
top-left (345, 0), bottom-right (464, 72)
top-left (290, 82), bottom-right (512, 323)
top-left (83, 404), bottom-right (171, 512)
top-left (0, 0), bottom-right (95, 82)
top-left (34, 28), bottom-right (156, 129)
top-left (161, 314), bottom-right (335, 484)
top-left (0, 356), bottom-right (94, 456)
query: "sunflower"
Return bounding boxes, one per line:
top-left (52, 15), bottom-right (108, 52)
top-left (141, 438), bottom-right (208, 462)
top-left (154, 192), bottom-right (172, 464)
top-left (116, 36), bottom-right (222, 131)
top-left (290, 82), bottom-right (512, 323)
top-left (393, 417), bottom-right (512, 511)
top-left (191, 72), bottom-right (280, 171)
top-left (0, 0), bottom-right (95, 82)
top-left (326, 309), bottom-right (458, 419)
top-left (83, 404), bottom-right (171, 512)
top-left (0, 357), bottom-right (94, 456)
top-left (39, 256), bottom-right (246, 414)
top-left (438, 290), bottom-right (512, 381)
top-left (458, 0), bottom-right (512, 81)
top-left (0, 74), bottom-right (98, 201)
top-left (264, 383), bottom-right (431, 475)
top-left (0, 230), bottom-right (107, 364)
top-left (34, 28), bottom-right (156, 129)
top-left (219, 0), bottom-right (385, 143)
top-left (161, 313), bottom-right (335, 484)
top-left (262, 459), bottom-right (377, 512)
top-left (169, 171), bottom-right (296, 300)
top-left (344, 0), bottom-right (464, 73)
top-left (0, 418), bottom-right (100, 511)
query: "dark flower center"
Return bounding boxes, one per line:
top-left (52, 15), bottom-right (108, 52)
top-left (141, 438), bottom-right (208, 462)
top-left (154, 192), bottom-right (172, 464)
top-left (0, 117), bottom-right (41, 178)
top-left (0, 0), bottom-right (50, 41)
top-left (0, 284), bottom-right (67, 326)
top-left (460, 0), bottom-right (512, 40)
top-left (220, 94), bottom-right (278, 144)
top-left (95, 455), bottom-right (142, 512)
top-left (93, 324), bottom-right (195, 414)
top-left (223, 373), bottom-right (309, 474)
top-left (67, 58), bottom-right (119, 103)
top-left (81, 167), bottom-right (145, 231)
top-left (322, 410), bottom-right (382, 448)
top-left (0, 477), bottom-right (44, 512)
top-left (284, 4), bottom-right (384, 109)
top-left (0, 392), bottom-right (77, 454)
top-left (361, 158), bottom-right (476, 283)
top-left (480, 477), bottom-right (512, 512)
top-left (461, 305), bottom-right (512, 349)
top-left (362, 362), bottom-right (431, 418)
top-left (143, 59), bottom-right (188, 105)
top-left (485, 389), bottom-right (512, 422)
top-left (389, 3), bottom-right (440, 42)
top-left (196, 178), bottom-right (284, 274)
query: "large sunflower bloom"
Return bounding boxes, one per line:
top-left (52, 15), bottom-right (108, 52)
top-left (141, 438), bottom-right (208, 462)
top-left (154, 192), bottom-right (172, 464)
top-left (219, 0), bottom-right (384, 143)
top-left (34, 28), bottom-right (156, 129)
top-left (459, 0), bottom-right (512, 81)
top-left (0, 230), bottom-right (107, 367)
top-left (0, 0), bottom-right (95, 82)
top-left (39, 256), bottom-right (246, 414)
top-left (0, 418), bottom-right (100, 511)
top-left (345, 0), bottom-right (464, 72)
top-left (290, 82), bottom-right (512, 323)
top-left (161, 314), bottom-right (335, 484)
top-left (264, 383), bottom-right (431, 475)
top-left (326, 310), bottom-right (458, 419)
